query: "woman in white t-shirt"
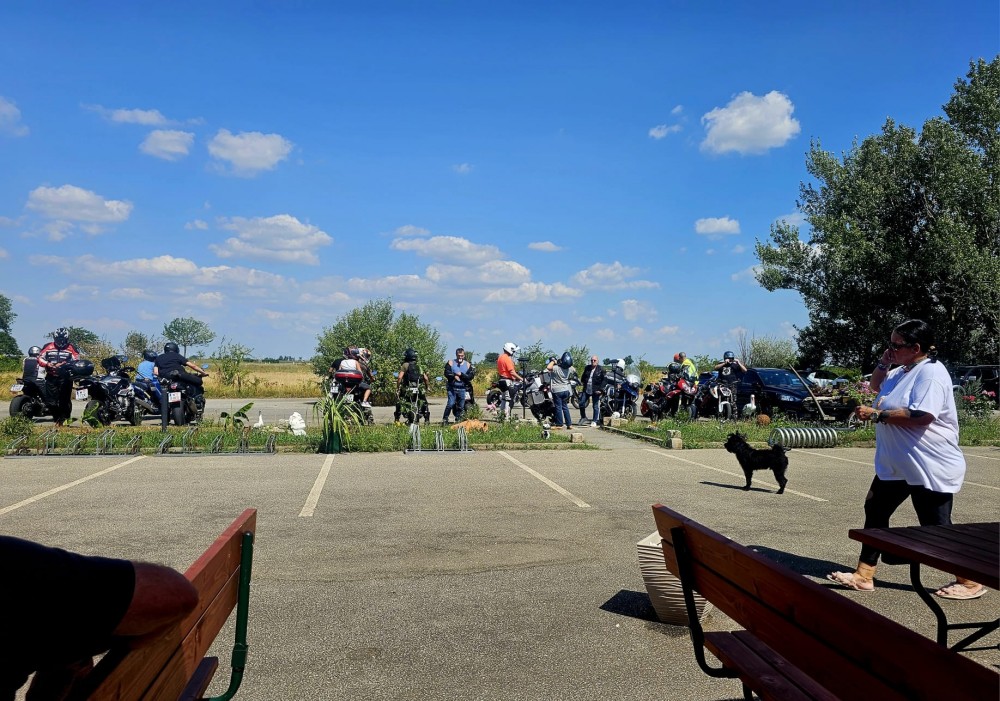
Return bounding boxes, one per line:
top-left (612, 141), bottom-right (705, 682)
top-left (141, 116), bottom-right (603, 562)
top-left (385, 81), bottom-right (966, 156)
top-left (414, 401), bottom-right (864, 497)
top-left (827, 319), bottom-right (983, 599)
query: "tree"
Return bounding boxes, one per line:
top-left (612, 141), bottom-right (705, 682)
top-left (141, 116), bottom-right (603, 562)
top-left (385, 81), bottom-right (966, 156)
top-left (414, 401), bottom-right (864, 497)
top-left (121, 330), bottom-right (160, 362)
top-left (0, 294), bottom-right (19, 356)
top-left (755, 58), bottom-right (1000, 370)
top-left (213, 338), bottom-right (256, 393)
top-left (313, 298), bottom-right (445, 404)
top-left (163, 317), bottom-right (216, 356)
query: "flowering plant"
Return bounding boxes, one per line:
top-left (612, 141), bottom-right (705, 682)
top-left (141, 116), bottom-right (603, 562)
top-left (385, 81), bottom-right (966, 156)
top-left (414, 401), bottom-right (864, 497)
top-left (955, 380), bottom-right (996, 420)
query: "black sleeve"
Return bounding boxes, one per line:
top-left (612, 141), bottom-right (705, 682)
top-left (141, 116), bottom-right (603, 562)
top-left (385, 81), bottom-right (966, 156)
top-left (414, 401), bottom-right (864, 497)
top-left (0, 536), bottom-right (135, 693)
top-left (444, 360), bottom-right (456, 380)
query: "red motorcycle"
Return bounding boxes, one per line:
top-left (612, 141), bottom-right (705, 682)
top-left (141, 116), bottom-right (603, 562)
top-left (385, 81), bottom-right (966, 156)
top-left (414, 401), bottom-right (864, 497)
top-left (641, 363), bottom-right (696, 420)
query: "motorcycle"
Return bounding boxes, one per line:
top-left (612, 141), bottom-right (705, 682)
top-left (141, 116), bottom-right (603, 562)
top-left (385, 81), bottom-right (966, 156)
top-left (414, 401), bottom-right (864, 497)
top-left (601, 373), bottom-right (640, 420)
top-left (9, 360), bottom-right (94, 421)
top-left (329, 367), bottom-right (375, 425)
top-left (163, 365), bottom-right (209, 427)
top-left (76, 355), bottom-right (142, 426)
top-left (642, 374), bottom-right (697, 420)
top-left (131, 375), bottom-right (162, 418)
top-left (521, 370), bottom-right (556, 423)
top-left (569, 378), bottom-right (582, 409)
top-left (398, 379), bottom-right (431, 425)
top-left (691, 379), bottom-right (738, 421)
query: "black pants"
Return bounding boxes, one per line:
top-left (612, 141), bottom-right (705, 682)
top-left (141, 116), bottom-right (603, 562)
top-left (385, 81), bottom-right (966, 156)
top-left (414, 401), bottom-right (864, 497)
top-left (45, 376), bottom-right (72, 424)
top-left (858, 476), bottom-right (954, 566)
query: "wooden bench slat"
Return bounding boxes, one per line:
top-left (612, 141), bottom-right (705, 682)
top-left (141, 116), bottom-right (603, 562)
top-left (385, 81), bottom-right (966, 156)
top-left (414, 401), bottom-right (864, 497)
top-left (77, 509), bottom-right (256, 701)
top-left (704, 632), bottom-right (835, 701)
top-left (653, 504), bottom-right (998, 701)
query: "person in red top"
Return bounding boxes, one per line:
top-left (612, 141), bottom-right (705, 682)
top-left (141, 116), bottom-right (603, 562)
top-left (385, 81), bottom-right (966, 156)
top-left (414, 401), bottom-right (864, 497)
top-left (36, 327), bottom-right (80, 426)
top-left (496, 342), bottom-right (523, 420)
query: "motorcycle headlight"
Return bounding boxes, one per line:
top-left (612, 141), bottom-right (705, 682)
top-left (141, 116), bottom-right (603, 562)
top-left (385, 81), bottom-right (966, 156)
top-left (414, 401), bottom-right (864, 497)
top-left (779, 394), bottom-right (800, 402)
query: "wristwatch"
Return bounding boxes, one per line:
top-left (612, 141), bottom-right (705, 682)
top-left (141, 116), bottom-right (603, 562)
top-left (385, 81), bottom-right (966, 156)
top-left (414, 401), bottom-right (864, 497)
top-left (876, 361), bottom-right (890, 371)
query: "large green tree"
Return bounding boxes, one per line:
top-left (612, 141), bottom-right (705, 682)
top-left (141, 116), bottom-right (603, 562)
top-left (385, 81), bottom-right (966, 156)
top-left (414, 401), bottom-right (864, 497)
top-left (756, 58), bottom-right (1000, 369)
top-left (313, 298), bottom-right (445, 403)
top-left (163, 317), bottom-right (216, 355)
top-left (0, 293), bottom-right (18, 356)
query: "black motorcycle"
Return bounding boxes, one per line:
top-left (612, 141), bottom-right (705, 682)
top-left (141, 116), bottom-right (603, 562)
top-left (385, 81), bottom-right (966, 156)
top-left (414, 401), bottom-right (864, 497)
top-left (600, 372), bottom-right (640, 420)
top-left (398, 380), bottom-right (430, 425)
top-left (521, 371), bottom-right (556, 423)
top-left (691, 379), bottom-right (737, 421)
top-left (163, 365), bottom-right (209, 427)
top-left (9, 360), bottom-right (94, 421)
top-left (77, 355), bottom-right (143, 426)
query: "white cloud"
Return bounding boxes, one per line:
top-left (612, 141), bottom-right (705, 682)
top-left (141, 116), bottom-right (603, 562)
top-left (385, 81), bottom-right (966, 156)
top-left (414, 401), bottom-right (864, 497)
top-left (452, 163), bottom-right (473, 174)
top-left (571, 261), bottom-right (659, 290)
top-left (0, 247), bottom-right (8, 259)
top-left (701, 90), bottom-right (800, 155)
top-left (194, 292), bottom-right (225, 308)
top-left (207, 129), bottom-right (294, 176)
top-left (26, 185), bottom-right (132, 237)
top-left (140, 130), bottom-right (194, 161)
top-left (621, 299), bottom-right (657, 321)
top-left (648, 124), bottom-right (682, 139)
top-left (211, 214), bottom-right (332, 265)
top-left (528, 319), bottom-right (572, 338)
top-left (185, 219), bottom-right (209, 230)
top-left (109, 287), bottom-right (150, 300)
top-left (394, 224), bottom-right (430, 237)
top-left (87, 105), bottom-right (170, 125)
top-left (347, 274), bottom-right (435, 295)
top-left (595, 328), bottom-right (616, 341)
top-left (482, 282), bottom-right (583, 303)
top-left (528, 241), bottom-right (562, 252)
top-left (777, 212), bottom-right (807, 227)
top-left (671, 105), bottom-right (683, 115)
top-left (731, 265), bottom-right (762, 284)
top-left (425, 260), bottom-right (531, 286)
top-left (0, 97), bottom-right (29, 137)
top-left (298, 290), bottom-right (351, 306)
top-left (45, 284), bottom-right (100, 302)
top-left (391, 235), bottom-right (503, 265)
top-left (695, 216), bottom-right (740, 237)
top-left (575, 314), bottom-right (604, 323)
top-left (655, 325), bottom-right (680, 336)
top-left (731, 244), bottom-right (747, 254)
top-left (629, 326), bottom-right (645, 339)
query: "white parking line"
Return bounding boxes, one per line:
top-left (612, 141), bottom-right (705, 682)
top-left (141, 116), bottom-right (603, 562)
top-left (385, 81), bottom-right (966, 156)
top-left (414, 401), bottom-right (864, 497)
top-left (965, 452), bottom-right (1000, 462)
top-left (643, 449), bottom-right (827, 502)
top-left (498, 451), bottom-right (591, 508)
top-left (0, 456), bottom-right (146, 517)
top-left (299, 455), bottom-right (334, 517)
top-left (796, 450), bottom-right (1000, 491)
top-left (793, 449), bottom-right (873, 467)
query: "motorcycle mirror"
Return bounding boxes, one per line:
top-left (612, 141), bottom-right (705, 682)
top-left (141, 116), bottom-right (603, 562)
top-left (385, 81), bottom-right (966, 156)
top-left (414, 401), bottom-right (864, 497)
top-left (201, 364), bottom-right (210, 369)
top-left (435, 376), bottom-right (443, 381)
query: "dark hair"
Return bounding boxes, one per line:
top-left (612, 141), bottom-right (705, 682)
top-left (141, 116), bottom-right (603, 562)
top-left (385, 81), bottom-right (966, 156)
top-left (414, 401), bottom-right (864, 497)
top-left (893, 319), bottom-right (937, 358)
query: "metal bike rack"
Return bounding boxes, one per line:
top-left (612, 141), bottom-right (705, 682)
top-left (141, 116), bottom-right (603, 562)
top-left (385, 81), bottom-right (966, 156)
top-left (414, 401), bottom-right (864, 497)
top-left (66, 434), bottom-right (87, 455)
top-left (768, 426), bottom-right (840, 449)
top-left (42, 429), bottom-right (59, 455)
top-left (405, 424), bottom-right (472, 453)
top-left (95, 429), bottom-right (116, 455)
top-left (157, 433), bottom-right (174, 454)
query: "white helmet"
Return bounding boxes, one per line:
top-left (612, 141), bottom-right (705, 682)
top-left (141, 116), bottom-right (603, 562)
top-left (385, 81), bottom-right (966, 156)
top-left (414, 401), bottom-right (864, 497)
top-left (615, 359), bottom-right (625, 371)
top-left (503, 342), bottom-right (518, 355)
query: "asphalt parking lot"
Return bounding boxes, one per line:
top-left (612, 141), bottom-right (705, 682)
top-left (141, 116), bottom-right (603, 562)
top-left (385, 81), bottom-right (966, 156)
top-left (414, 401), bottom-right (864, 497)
top-left (3, 421), bottom-right (999, 700)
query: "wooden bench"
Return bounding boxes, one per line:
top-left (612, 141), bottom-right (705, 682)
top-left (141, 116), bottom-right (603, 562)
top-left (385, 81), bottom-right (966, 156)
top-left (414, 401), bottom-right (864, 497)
top-left (72, 508), bottom-right (257, 701)
top-left (652, 504), bottom-right (998, 701)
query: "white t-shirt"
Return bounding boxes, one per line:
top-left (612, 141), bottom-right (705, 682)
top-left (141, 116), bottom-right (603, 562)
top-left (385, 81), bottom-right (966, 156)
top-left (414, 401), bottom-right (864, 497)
top-left (873, 360), bottom-right (965, 493)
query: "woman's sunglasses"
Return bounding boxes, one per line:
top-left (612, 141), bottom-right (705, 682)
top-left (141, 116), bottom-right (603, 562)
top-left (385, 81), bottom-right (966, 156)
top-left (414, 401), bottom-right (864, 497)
top-left (888, 341), bottom-right (914, 350)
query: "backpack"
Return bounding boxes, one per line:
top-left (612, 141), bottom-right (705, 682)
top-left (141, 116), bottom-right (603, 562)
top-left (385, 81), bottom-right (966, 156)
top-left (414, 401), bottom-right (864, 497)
top-left (403, 361), bottom-right (421, 384)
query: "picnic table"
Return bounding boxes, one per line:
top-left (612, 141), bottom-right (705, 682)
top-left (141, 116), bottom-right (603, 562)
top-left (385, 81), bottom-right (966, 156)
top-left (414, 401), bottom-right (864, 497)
top-left (849, 521), bottom-right (999, 651)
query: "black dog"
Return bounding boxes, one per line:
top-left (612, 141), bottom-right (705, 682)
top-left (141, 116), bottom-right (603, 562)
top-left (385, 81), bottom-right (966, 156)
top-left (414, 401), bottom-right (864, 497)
top-left (724, 431), bottom-right (789, 494)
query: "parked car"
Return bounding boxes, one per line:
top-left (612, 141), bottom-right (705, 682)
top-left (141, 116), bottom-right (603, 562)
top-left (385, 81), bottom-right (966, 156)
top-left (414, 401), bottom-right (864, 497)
top-left (805, 369), bottom-right (849, 389)
top-left (736, 367), bottom-right (856, 422)
top-left (950, 365), bottom-right (1000, 405)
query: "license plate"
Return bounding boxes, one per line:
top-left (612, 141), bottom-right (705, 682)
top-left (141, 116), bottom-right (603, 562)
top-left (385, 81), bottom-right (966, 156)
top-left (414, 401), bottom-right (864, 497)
top-left (168, 391), bottom-right (182, 403)
top-left (464, 391), bottom-right (471, 401)
top-left (10, 383), bottom-right (23, 393)
top-left (343, 393), bottom-right (354, 403)
top-left (329, 385), bottom-right (339, 394)
top-left (75, 389), bottom-right (88, 400)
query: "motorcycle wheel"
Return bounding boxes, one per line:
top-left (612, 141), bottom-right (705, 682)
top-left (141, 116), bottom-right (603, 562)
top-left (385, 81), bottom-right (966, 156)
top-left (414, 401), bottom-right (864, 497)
top-left (622, 402), bottom-right (635, 420)
top-left (571, 393), bottom-right (580, 410)
top-left (85, 400), bottom-right (111, 426)
top-left (9, 394), bottom-right (34, 419)
top-left (688, 403), bottom-right (698, 419)
top-left (720, 403), bottom-right (732, 422)
top-left (130, 406), bottom-right (143, 426)
top-left (485, 389), bottom-right (502, 409)
top-left (171, 405), bottom-right (186, 426)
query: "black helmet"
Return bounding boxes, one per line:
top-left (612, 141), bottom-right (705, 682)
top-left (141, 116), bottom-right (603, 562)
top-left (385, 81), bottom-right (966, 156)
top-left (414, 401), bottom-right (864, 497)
top-left (53, 327), bottom-right (70, 349)
top-left (143, 349), bottom-right (157, 362)
top-left (559, 352), bottom-right (573, 369)
top-left (164, 342), bottom-right (180, 354)
top-left (668, 362), bottom-right (682, 375)
top-left (28, 345), bottom-right (41, 357)
top-left (403, 347), bottom-right (417, 362)
top-left (723, 350), bottom-right (735, 360)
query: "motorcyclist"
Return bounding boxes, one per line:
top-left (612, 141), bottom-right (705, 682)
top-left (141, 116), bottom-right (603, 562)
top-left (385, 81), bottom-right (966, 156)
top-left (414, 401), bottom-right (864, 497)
top-left (154, 342), bottom-right (208, 430)
top-left (676, 352), bottom-right (698, 383)
top-left (496, 342), bottom-right (524, 420)
top-left (714, 351), bottom-right (747, 381)
top-left (136, 349), bottom-right (162, 404)
top-left (395, 347), bottom-right (430, 423)
top-left (331, 347), bottom-right (374, 407)
top-left (442, 347), bottom-right (470, 424)
top-left (36, 328), bottom-right (80, 426)
top-left (22, 346), bottom-right (43, 383)
top-left (578, 355), bottom-right (606, 427)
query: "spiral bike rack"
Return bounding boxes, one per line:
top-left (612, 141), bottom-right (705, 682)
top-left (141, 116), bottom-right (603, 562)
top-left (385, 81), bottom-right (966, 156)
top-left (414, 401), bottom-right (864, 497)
top-left (768, 426), bottom-right (842, 449)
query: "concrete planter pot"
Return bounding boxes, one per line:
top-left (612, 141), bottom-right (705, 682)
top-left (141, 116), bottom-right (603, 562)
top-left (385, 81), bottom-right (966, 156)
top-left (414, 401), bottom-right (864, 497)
top-left (636, 531), bottom-right (712, 625)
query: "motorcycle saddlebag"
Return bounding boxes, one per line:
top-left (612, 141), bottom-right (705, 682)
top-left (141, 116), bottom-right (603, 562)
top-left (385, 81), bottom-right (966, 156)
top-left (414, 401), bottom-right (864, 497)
top-left (66, 359), bottom-right (95, 378)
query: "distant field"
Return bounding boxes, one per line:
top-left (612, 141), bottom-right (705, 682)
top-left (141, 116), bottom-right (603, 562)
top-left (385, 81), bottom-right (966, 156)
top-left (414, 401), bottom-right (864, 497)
top-left (203, 362), bottom-right (324, 398)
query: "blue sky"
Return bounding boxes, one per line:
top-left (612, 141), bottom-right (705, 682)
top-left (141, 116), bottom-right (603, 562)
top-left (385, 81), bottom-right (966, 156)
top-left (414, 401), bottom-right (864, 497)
top-left (1, 2), bottom-right (997, 363)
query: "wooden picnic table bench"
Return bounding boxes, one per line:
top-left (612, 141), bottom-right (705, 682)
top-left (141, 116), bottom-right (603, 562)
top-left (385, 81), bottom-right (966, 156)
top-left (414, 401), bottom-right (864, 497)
top-left (71, 508), bottom-right (257, 701)
top-left (652, 504), bottom-right (998, 700)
